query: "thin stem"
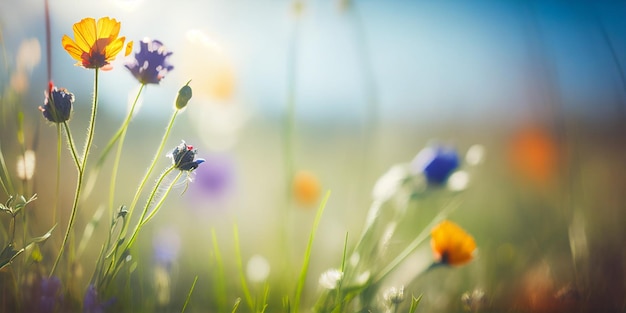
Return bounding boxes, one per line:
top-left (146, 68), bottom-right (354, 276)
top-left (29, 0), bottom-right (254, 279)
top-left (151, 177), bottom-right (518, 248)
top-left (372, 197), bottom-right (461, 284)
top-left (0, 144), bottom-right (13, 198)
top-left (181, 276), bottom-right (199, 313)
top-left (81, 68), bottom-right (99, 169)
top-left (125, 166), bottom-right (176, 252)
top-left (122, 110), bottom-right (179, 236)
top-left (54, 124), bottom-right (61, 224)
top-left (100, 109), bottom-right (180, 290)
top-left (138, 170), bottom-right (182, 227)
top-left (50, 68), bottom-right (99, 276)
top-left (102, 166), bottom-right (177, 289)
top-left (284, 6), bottom-right (300, 202)
top-left (108, 84), bottom-right (145, 217)
top-left (61, 121), bottom-right (82, 172)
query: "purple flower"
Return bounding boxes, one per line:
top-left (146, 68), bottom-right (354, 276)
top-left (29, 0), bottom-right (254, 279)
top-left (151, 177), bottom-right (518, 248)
top-left (39, 82), bottom-right (74, 123)
top-left (83, 285), bottom-right (114, 313)
top-left (168, 141), bottom-right (205, 171)
top-left (193, 153), bottom-right (234, 199)
top-left (411, 145), bottom-right (460, 185)
top-left (125, 38), bottom-right (173, 85)
top-left (35, 276), bottom-right (63, 313)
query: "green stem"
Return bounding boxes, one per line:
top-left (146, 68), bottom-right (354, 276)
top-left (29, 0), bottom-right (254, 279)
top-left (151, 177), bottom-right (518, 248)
top-left (0, 144), bottom-right (13, 196)
top-left (50, 68), bottom-right (99, 276)
top-left (126, 165), bottom-right (175, 252)
top-left (372, 197), bottom-right (460, 284)
top-left (103, 166), bottom-right (177, 288)
top-left (181, 276), bottom-right (199, 313)
top-left (138, 170), bottom-right (181, 228)
top-left (284, 8), bottom-right (300, 202)
top-left (107, 84), bottom-right (145, 217)
top-left (100, 108), bottom-right (180, 290)
top-left (54, 124), bottom-right (61, 224)
top-left (81, 68), bottom-right (99, 169)
top-left (122, 109), bottom-right (179, 236)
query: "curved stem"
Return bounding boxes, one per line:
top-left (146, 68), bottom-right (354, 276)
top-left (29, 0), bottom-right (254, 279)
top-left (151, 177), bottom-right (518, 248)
top-left (99, 109), bottom-right (180, 290)
top-left (103, 166), bottom-right (177, 288)
top-left (121, 109), bottom-right (179, 237)
top-left (50, 68), bottom-right (99, 277)
top-left (139, 170), bottom-right (182, 228)
top-left (107, 84), bottom-right (145, 216)
top-left (125, 166), bottom-right (176, 250)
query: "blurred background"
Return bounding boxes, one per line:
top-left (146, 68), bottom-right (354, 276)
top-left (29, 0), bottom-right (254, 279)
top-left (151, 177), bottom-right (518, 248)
top-left (1, 0), bottom-right (625, 312)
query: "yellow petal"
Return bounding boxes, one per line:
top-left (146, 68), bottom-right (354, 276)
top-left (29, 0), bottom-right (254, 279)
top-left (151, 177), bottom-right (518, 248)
top-left (125, 41), bottom-right (133, 57)
top-left (61, 35), bottom-right (84, 61)
top-left (104, 36), bottom-right (125, 62)
top-left (97, 17), bottom-right (120, 40)
top-left (72, 17), bottom-right (97, 52)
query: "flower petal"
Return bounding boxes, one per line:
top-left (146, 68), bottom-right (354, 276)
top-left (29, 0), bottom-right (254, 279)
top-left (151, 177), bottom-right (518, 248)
top-left (97, 17), bottom-right (120, 40)
top-left (125, 41), bottom-right (133, 56)
top-left (104, 36), bottom-right (126, 62)
top-left (61, 35), bottom-right (84, 61)
top-left (72, 18), bottom-right (96, 52)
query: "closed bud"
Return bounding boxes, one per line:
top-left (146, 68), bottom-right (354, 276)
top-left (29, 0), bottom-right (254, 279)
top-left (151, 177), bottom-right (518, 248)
top-left (175, 80), bottom-right (192, 110)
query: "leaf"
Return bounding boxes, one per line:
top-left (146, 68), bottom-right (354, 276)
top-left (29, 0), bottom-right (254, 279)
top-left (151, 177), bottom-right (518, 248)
top-left (408, 294), bottom-right (423, 313)
top-left (231, 298), bottom-right (241, 313)
top-left (30, 224), bottom-right (56, 243)
top-left (0, 243), bottom-right (24, 271)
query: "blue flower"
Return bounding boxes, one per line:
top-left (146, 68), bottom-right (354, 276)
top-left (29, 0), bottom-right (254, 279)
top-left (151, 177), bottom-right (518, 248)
top-left (411, 145), bottom-right (460, 185)
top-left (125, 38), bottom-right (173, 84)
top-left (169, 141), bottom-right (205, 171)
top-left (39, 82), bottom-right (74, 123)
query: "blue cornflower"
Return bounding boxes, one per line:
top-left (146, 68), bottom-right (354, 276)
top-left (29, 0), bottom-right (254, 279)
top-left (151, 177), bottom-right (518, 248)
top-left (411, 145), bottom-right (460, 185)
top-left (39, 82), bottom-right (74, 123)
top-left (169, 141), bottom-right (205, 171)
top-left (125, 38), bottom-right (173, 84)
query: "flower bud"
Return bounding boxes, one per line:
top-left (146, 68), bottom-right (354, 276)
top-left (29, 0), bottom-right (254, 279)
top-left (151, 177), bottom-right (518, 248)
top-left (175, 81), bottom-right (192, 110)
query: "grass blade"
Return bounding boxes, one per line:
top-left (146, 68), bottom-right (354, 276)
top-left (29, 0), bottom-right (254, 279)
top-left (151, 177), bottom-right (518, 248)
top-left (181, 275), bottom-right (198, 313)
top-left (294, 190), bottom-right (331, 312)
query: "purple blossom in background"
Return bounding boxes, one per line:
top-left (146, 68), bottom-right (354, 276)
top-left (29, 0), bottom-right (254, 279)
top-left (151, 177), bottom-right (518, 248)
top-left (36, 276), bottom-right (62, 313)
top-left (153, 227), bottom-right (181, 268)
top-left (125, 38), bottom-right (173, 85)
top-left (192, 153), bottom-right (234, 199)
top-left (411, 145), bottom-right (460, 185)
top-left (83, 284), bottom-right (114, 313)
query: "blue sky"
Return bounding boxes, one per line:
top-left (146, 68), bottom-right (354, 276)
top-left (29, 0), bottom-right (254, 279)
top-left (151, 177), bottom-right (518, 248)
top-left (2, 0), bottom-right (625, 124)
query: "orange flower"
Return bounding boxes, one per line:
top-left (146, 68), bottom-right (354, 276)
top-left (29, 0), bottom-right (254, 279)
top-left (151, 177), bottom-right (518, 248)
top-left (508, 126), bottom-right (559, 184)
top-left (61, 17), bottom-right (129, 69)
top-left (293, 170), bottom-right (321, 207)
top-left (430, 220), bottom-right (476, 266)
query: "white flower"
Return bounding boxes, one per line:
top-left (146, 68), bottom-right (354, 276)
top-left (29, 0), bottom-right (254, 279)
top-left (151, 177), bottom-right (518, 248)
top-left (319, 269), bottom-right (343, 290)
